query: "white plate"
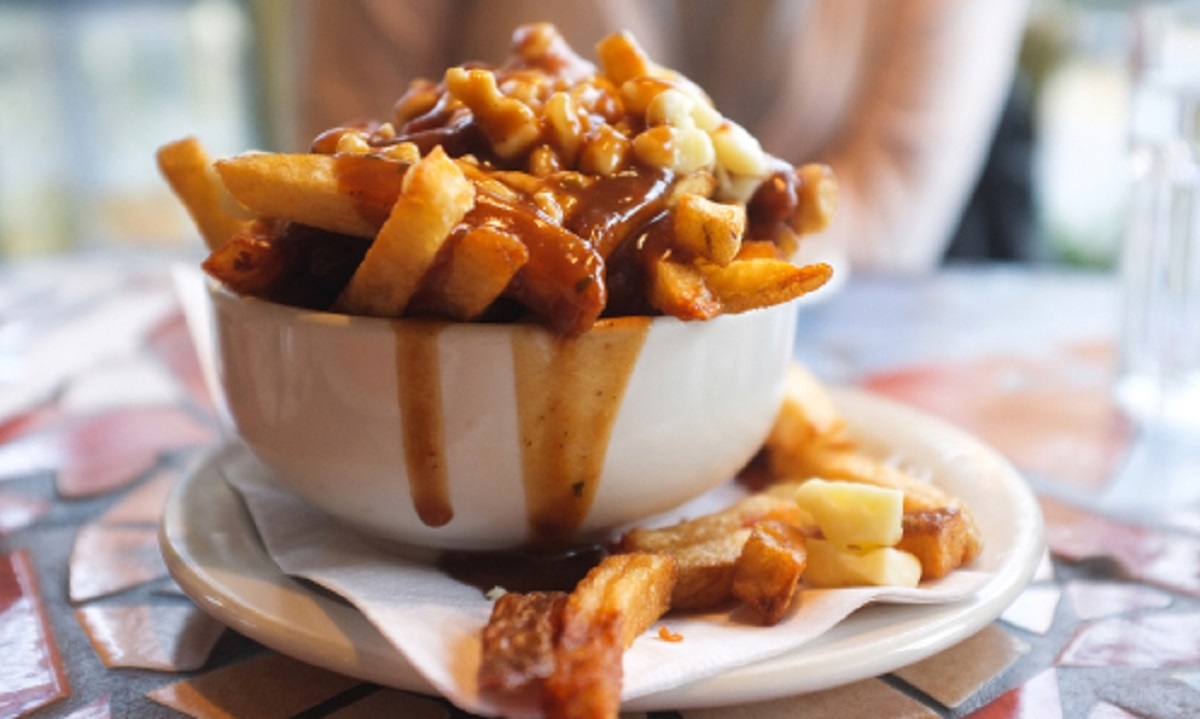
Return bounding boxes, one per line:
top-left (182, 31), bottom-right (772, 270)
top-left (160, 387), bottom-right (1043, 711)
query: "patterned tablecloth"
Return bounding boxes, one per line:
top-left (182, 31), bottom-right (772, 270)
top-left (2, 254), bottom-right (1198, 719)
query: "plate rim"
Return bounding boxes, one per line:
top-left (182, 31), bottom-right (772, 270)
top-left (160, 386), bottom-right (1044, 711)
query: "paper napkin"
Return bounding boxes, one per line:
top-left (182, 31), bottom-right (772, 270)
top-left (224, 463), bottom-right (990, 718)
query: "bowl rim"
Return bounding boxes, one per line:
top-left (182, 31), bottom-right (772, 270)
top-left (204, 275), bottom-right (799, 336)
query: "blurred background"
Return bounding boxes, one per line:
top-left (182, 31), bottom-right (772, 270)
top-left (0, 0), bottom-right (1149, 267)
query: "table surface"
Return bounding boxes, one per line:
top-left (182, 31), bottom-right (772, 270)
top-left (2, 254), bottom-right (1199, 719)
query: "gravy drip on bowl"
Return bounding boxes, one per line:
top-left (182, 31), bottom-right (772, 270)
top-left (395, 317), bottom-right (649, 544)
top-left (513, 317), bottom-right (649, 544)
top-left (395, 321), bottom-right (452, 527)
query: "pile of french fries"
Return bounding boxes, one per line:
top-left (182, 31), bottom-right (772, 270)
top-left (157, 23), bottom-right (835, 336)
top-left (478, 364), bottom-right (982, 718)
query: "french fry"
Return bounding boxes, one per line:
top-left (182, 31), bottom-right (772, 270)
top-left (673, 193), bottom-right (745, 266)
top-left (669, 528), bottom-right (751, 611)
top-left (767, 363), bottom-right (851, 450)
top-left (897, 508), bottom-right (980, 580)
top-left (200, 225), bottom-right (289, 297)
top-left (619, 494), bottom-right (803, 611)
top-left (619, 493), bottom-right (804, 611)
top-left (156, 137), bottom-right (249, 251)
top-left (479, 591), bottom-right (567, 693)
top-left (477, 192), bottom-right (606, 335)
top-left (793, 163), bottom-right (838, 236)
top-left (646, 255), bottom-right (721, 321)
top-left (544, 613), bottom-right (624, 719)
top-left (410, 225), bottom-right (529, 321)
top-left (732, 521), bottom-right (808, 625)
top-left (215, 152), bottom-right (408, 238)
top-left (542, 553), bottom-right (676, 718)
top-left (697, 258), bottom-right (832, 314)
top-left (620, 493), bottom-right (801, 554)
top-left (336, 147), bottom-right (475, 317)
top-left (562, 553), bottom-right (676, 650)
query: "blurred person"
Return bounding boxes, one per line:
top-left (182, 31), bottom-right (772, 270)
top-left (299, 0), bottom-right (1030, 273)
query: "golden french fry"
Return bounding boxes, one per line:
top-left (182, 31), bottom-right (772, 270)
top-left (673, 194), bottom-right (745, 266)
top-left (410, 225), bottom-right (529, 321)
top-left (646, 255), bottom-right (721, 321)
top-left (669, 528), bottom-right (751, 611)
top-left (897, 508), bottom-right (980, 580)
top-left (156, 137), bottom-right (249, 251)
top-left (766, 363), bottom-right (852, 451)
top-left (621, 493), bottom-right (801, 554)
top-left (215, 152), bottom-right (408, 238)
top-left (440, 226), bottom-right (529, 320)
top-left (732, 521), bottom-right (808, 625)
top-left (336, 147), bottom-right (475, 317)
top-left (200, 226), bottom-right (289, 297)
top-left (562, 553), bottom-right (676, 650)
top-left (619, 493), bottom-right (804, 611)
top-left (793, 163), bottom-right (838, 236)
top-left (620, 493), bottom-right (804, 611)
top-left (542, 553), bottom-right (676, 718)
top-left (476, 193), bottom-right (606, 336)
top-left (544, 612), bottom-right (623, 719)
top-left (458, 169), bottom-right (609, 326)
top-left (697, 258), bottom-right (832, 314)
top-left (479, 591), bottom-right (567, 693)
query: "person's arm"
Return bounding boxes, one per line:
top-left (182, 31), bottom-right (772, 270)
top-left (820, 0), bottom-right (1030, 272)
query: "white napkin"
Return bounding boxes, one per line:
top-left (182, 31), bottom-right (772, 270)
top-left (224, 464), bottom-right (990, 718)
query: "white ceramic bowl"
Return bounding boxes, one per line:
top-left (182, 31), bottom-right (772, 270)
top-left (207, 280), bottom-right (799, 551)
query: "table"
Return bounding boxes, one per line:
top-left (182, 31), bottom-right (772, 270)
top-left (2, 254), bottom-right (1198, 718)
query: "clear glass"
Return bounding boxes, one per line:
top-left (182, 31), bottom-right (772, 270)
top-left (1116, 2), bottom-right (1200, 430)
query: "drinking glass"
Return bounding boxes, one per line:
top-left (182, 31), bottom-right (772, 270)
top-left (1116, 1), bottom-right (1200, 430)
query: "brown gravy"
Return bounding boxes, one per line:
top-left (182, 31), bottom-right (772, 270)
top-left (394, 316), bottom-right (649, 546)
top-left (513, 317), bottom-right (650, 545)
top-left (438, 544), bottom-right (608, 593)
top-left (395, 322), bottom-right (453, 527)
top-left (330, 153), bottom-right (408, 229)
